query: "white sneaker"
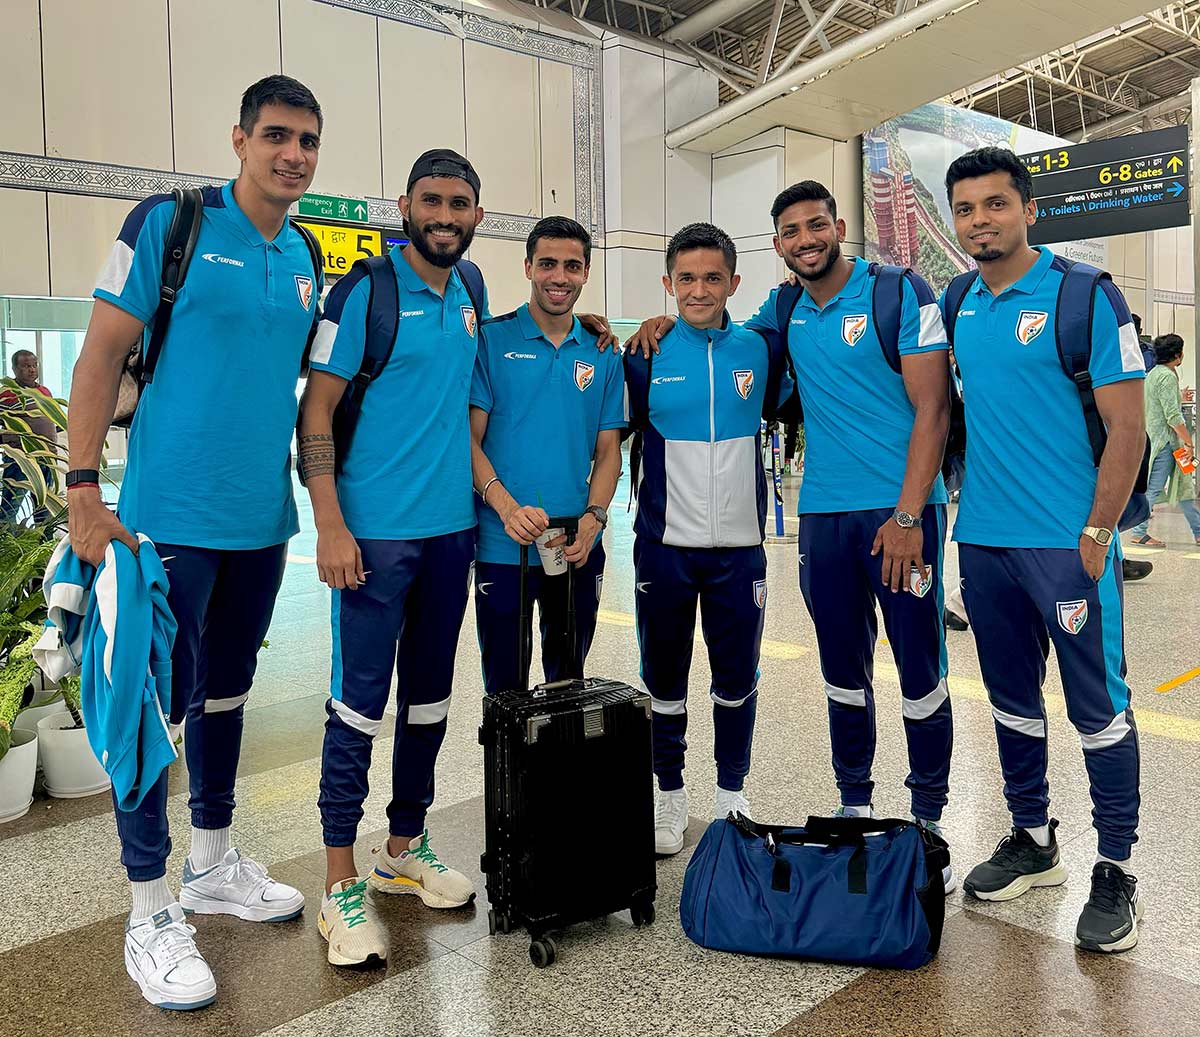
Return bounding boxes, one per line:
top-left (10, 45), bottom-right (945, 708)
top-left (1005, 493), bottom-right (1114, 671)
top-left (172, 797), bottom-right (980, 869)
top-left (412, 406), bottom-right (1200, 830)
top-left (179, 848), bottom-right (304, 922)
top-left (368, 830), bottom-right (475, 908)
top-left (916, 817), bottom-right (958, 895)
top-left (654, 787), bottom-right (689, 856)
top-left (833, 803), bottom-right (876, 819)
top-left (318, 878), bottom-right (389, 968)
top-left (124, 903), bottom-right (216, 1011)
top-left (713, 786), bottom-right (751, 821)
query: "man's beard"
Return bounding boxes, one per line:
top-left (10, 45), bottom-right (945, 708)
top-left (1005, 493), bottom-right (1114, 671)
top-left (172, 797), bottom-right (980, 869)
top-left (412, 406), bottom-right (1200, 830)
top-left (971, 244), bottom-right (1004, 263)
top-left (405, 218), bottom-right (475, 269)
top-left (785, 239), bottom-right (841, 284)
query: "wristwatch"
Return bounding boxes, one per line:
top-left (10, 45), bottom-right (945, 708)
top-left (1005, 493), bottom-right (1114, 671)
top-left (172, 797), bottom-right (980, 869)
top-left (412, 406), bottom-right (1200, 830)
top-left (1081, 525), bottom-right (1114, 546)
top-left (65, 469), bottom-right (100, 488)
top-left (892, 509), bottom-right (918, 529)
top-left (584, 505), bottom-right (609, 529)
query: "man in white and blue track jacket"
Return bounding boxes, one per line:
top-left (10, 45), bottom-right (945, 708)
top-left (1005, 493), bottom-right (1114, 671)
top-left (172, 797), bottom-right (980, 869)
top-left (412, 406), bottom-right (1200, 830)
top-left (625, 223), bottom-right (795, 856)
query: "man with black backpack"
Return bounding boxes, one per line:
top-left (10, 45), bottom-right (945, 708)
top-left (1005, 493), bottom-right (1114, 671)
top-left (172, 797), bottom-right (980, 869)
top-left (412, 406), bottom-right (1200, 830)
top-left (66, 75), bottom-right (325, 1010)
top-left (941, 147), bottom-right (1147, 953)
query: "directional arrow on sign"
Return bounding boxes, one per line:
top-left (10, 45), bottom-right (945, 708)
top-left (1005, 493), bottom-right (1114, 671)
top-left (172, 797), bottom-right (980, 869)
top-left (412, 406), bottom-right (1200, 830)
top-left (1169, 181), bottom-right (1185, 198)
top-left (354, 203), bottom-right (367, 219)
top-left (1168, 155), bottom-right (1184, 172)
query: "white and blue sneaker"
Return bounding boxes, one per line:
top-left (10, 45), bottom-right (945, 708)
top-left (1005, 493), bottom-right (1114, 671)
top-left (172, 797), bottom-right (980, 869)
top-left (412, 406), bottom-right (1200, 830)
top-left (125, 903), bottom-right (216, 1011)
top-left (832, 803), bottom-right (876, 819)
top-left (179, 848), bottom-right (304, 922)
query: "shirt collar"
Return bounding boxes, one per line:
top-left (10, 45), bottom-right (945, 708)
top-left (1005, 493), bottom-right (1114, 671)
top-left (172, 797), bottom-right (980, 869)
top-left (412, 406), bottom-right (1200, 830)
top-left (672, 310), bottom-right (733, 345)
top-left (390, 244), bottom-right (464, 298)
top-left (969, 245), bottom-right (1055, 297)
top-left (221, 179), bottom-right (291, 251)
top-left (799, 255), bottom-right (870, 311)
top-left (516, 303), bottom-right (582, 347)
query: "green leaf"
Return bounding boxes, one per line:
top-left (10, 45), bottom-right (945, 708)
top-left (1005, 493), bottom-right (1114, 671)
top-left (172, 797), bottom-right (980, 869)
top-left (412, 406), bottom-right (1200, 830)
top-left (2, 448), bottom-right (47, 508)
top-left (0, 379), bottom-right (67, 430)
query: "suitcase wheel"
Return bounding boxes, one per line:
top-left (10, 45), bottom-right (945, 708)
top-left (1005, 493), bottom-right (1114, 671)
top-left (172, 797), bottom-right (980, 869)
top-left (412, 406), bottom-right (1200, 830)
top-left (630, 900), bottom-right (655, 928)
top-left (529, 936), bottom-right (558, 968)
top-left (488, 909), bottom-right (513, 937)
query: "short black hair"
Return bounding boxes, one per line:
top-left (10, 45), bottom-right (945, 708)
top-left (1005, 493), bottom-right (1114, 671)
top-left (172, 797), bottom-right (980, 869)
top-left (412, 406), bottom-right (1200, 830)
top-left (526, 216), bottom-right (591, 266)
top-left (770, 181), bottom-right (837, 225)
top-left (666, 222), bottom-right (737, 276)
top-left (10, 350), bottom-right (35, 371)
top-left (1131, 312), bottom-right (1143, 335)
top-left (945, 147), bottom-right (1033, 205)
top-left (239, 75), bottom-right (323, 136)
top-left (1154, 333), bottom-right (1184, 365)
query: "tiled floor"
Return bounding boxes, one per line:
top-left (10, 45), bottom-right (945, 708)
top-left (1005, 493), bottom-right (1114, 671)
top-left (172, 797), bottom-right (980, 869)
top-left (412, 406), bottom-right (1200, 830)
top-left (3, 469), bottom-right (1197, 1037)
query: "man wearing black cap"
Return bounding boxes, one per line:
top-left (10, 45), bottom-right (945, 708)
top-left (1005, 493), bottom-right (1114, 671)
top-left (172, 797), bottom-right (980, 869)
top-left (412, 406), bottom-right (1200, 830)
top-left (297, 149), bottom-right (489, 966)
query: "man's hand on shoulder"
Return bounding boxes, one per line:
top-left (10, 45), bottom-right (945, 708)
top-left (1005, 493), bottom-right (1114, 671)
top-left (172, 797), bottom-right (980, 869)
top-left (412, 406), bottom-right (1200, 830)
top-left (624, 315), bottom-right (673, 359)
top-left (579, 313), bottom-right (617, 351)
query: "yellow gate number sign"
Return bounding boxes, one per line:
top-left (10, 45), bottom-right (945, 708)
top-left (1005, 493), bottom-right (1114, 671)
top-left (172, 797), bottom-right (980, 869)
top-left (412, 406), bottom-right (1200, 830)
top-left (296, 220), bottom-right (383, 277)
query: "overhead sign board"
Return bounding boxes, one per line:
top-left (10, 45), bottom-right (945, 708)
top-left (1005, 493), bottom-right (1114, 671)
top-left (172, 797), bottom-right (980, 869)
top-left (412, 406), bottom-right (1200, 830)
top-left (299, 192), bottom-right (369, 224)
top-left (295, 219), bottom-right (382, 277)
top-left (1019, 126), bottom-right (1190, 245)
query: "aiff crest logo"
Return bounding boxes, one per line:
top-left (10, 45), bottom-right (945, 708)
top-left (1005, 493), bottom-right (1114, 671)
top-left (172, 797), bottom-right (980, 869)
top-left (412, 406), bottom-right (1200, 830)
top-left (753, 579), bottom-right (767, 609)
top-left (574, 360), bottom-right (595, 391)
top-left (462, 306), bottom-right (477, 338)
top-left (841, 314), bottom-right (868, 347)
top-left (1056, 598), bottom-right (1088, 635)
top-left (1016, 310), bottom-right (1048, 345)
top-left (733, 369), bottom-right (754, 400)
top-left (295, 275), bottom-right (313, 310)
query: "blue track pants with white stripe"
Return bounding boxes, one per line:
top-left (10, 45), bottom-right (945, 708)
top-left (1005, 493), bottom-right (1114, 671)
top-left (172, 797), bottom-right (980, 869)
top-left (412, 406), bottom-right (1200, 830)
top-left (960, 542), bottom-right (1140, 860)
top-left (634, 536), bottom-right (765, 794)
top-left (798, 505), bottom-right (953, 821)
top-left (318, 530), bottom-right (473, 848)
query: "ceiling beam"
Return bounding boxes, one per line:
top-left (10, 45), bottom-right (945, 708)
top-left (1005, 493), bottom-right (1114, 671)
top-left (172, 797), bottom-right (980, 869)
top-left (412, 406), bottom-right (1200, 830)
top-left (660, 0), bottom-right (770, 44)
top-left (770, 0), bottom-right (851, 80)
top-left (757, 0), bottom-right (790, 84)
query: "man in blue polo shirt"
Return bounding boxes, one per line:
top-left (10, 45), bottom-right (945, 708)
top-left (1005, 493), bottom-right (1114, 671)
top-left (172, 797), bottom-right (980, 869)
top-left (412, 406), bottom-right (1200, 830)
top-left (66, 76), bottom-right (324, 1010)
top-left (742, 182), bottom-right (955, 891)
top-left (630, 223), bottom-right (795, 857)
top-left (942, 148), bottom-right (1147, 953)
top-left (470, 217), bottom-right (624, 693)
top-left (298, 149), bottom-right (489, 969)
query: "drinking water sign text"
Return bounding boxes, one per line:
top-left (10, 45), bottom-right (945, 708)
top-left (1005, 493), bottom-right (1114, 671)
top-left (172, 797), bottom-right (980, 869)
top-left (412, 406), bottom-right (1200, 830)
top-left (1018, 126), bottom-right (1190, 245)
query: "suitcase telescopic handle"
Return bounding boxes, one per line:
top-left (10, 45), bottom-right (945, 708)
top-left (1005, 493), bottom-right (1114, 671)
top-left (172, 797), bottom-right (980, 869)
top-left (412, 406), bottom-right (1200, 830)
top-left (517, 515), bottom-right (582, 693)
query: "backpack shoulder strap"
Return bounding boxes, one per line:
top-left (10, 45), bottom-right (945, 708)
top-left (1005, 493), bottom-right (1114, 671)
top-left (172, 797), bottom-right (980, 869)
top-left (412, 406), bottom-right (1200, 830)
top-left (1053, 258), bottom-right (1108, 467)
top-left (773, 282), bottom-right (804, 336)
top-left (942, 270), bottom-right (980, 350)
top-left (758, 328), bottom-right (792, 424)
top-left (355, 254), bottom-right (401, 385)
top-left (293, 221), bottom-right (323, 284)
top-left (455, 258), bottom-right (487, 318)
top-left (623, 349), bottom-right (653, 502)
top-left (868, 262), bottom-right (906, 374)
top-left (141, 187), bottom-right (204, 385)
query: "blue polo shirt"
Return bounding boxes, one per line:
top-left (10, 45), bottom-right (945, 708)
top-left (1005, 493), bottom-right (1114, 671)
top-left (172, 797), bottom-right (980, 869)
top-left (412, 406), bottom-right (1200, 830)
top-left (745, 256), bottom-right (949, 515)
top-left (471, 305), bottom-right (624, 564)
top-left (94, 180), bottom-right (322, 549)
top-left (308, 245), bottom-right (488, 540)
top-left (942, 246), bottom-right (1145, 549)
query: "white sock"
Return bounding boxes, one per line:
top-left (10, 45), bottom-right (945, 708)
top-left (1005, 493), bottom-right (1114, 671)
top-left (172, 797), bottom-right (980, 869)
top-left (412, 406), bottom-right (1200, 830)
top-left (130, 877), bottom-right (174, 922)
top-left (189, 826), bottom-right (231, 871)
top-left (1024, 824), bottom-right (1051, 847)
top-left (841, 804), bottom-right (873, 818)
top-left (1097, 854), bottom-right (1135, 875)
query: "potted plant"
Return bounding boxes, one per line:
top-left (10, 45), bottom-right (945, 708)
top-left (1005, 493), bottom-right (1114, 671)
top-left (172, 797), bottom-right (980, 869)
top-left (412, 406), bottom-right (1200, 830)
top-left (38, 674), bottom-right (110, 798)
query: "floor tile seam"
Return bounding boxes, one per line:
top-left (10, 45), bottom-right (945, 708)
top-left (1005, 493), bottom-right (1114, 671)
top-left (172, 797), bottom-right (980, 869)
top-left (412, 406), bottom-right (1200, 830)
top-left (957, 900), bottom-right (1200, 987)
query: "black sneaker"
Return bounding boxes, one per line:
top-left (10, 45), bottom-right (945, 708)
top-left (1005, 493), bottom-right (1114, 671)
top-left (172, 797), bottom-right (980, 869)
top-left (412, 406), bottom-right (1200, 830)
top-left (1122, 558), bottom-right (1152, 582)
top-left (963, 820), bottom-right (1068, 902)
top-left (1076, 862), bottom-right (1142, 953)
top-left (943, 608), bottom-right (969, 632)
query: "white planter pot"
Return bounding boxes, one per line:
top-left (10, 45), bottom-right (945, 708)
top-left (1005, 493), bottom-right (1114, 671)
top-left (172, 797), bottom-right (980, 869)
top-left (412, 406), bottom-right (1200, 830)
top-left (37, 712), bottom-right (111, 799)
top-left (0, 728), bottom-right (38, 822)
top-left (14, 698), bottom-right (65, 768)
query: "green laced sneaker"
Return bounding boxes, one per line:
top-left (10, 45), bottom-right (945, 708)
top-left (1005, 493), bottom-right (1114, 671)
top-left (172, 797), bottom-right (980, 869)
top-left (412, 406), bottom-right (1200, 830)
top-left (368, 830), bottom-right (475, 909)
top-left (318, 878), bottom-right (387, 968)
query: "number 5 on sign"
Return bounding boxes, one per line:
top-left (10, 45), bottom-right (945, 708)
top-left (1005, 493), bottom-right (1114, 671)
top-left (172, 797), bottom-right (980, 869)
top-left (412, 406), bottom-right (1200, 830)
top-left (295, 220), bottom-right (383, 278)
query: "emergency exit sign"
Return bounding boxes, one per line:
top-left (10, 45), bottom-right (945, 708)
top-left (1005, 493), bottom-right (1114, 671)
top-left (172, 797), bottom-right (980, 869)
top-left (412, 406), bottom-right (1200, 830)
top-left (299, 192), bottom-right (369, 224)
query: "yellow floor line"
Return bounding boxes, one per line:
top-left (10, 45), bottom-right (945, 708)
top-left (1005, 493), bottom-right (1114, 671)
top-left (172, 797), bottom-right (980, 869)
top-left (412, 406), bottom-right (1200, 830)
top-left (287, 553), bottom-right (316, 565)
top-left (1185, 552), bottom-right (1200, 560)
top-left (1157, 666), bottom-right (1200, 694)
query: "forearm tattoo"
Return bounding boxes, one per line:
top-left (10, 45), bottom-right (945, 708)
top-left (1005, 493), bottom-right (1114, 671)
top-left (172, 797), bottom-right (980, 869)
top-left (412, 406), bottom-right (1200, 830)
top-left (299, 433), bottom-right (336, 480)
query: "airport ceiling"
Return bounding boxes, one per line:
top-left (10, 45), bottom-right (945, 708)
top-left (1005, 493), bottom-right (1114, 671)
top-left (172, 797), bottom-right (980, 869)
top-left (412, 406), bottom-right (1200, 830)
top-left (543, 0), bottom-right (1200, 141)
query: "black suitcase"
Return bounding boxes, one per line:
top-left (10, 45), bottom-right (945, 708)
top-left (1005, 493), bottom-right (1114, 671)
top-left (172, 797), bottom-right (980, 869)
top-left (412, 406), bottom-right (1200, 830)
top-left (479, 516), bottom-right (657, 968)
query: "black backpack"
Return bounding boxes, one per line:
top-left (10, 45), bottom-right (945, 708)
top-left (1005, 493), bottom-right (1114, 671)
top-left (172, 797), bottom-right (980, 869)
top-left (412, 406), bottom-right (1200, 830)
top-left (942, 259), bottom-right (1149, 494)
top-left (317, 253), bottom-right (487, 478)
top-left (112, 187), bottom-right (322, 428)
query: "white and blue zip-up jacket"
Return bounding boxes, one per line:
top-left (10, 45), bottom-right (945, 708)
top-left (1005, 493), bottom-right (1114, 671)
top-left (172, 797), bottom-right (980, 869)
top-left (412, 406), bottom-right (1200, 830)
top-left (34, 535), bottom-right (177, 811)
top-left (626, 313), bottom-right (792, 548)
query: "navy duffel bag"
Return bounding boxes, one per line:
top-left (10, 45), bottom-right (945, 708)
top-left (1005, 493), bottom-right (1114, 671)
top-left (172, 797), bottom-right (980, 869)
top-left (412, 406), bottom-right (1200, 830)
top-left (680, 812), bottom-right (948, 969)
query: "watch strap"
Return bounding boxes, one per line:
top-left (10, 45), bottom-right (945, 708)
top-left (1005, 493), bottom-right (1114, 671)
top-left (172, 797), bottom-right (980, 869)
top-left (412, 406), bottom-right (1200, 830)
top-left (1081, 525), bottom-right (1112, 545)
top-left (585, 505), bottom-right (608, 528)
top-left (66, 469), bottom-right (100, 488)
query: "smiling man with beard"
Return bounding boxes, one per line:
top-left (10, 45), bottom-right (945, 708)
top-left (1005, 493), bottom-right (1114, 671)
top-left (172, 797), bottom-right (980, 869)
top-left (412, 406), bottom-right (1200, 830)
top-left (298, 149), bottom-right (490, 968)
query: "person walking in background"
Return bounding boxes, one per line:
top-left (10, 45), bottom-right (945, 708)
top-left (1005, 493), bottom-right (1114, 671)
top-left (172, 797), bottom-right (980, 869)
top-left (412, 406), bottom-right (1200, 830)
top-left (1127, 333), bottom-right (1199, 547)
